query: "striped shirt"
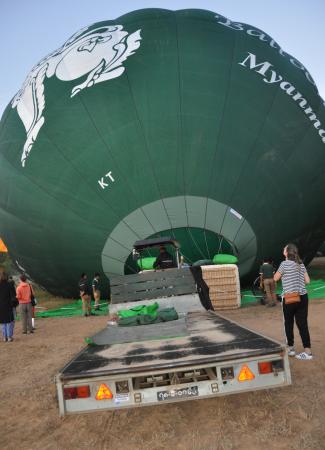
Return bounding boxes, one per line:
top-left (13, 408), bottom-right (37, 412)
top-left (277, 260), bottom-right (307, 295)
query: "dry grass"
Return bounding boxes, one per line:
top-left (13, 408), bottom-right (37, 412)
top-left (1, 287), bottom-right (325, 449)
top-left (33, 286), bottom-right (76, 309)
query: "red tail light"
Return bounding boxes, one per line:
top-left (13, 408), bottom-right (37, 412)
top-left (63, 385), bottom-right (90, 400)
top-left (258, 362), bottom-right (273, 374)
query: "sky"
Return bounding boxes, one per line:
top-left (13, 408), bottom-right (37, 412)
top-left (1, 0), bottom-right (325, 116)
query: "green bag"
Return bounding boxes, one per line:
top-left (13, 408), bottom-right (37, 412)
top-left (138, 313), bottom-right (158, 325)
top-left (118, 316), bottom-right (139, 327)
top-left (158, 307), bottom-right (178, 322)
top-left (118, 302), bottom-right (159, 318)
top-left (212, 254), bottom-right (238, 265)
top-left (137, 257), bottom-right (156, 270)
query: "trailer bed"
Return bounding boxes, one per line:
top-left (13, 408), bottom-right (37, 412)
top-left (56, 268), bottom-right (290, 415)
top-left (59, 310), bottom-right (282, 380)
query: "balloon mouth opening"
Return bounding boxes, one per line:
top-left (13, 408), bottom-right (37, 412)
top-left (123, 227), bottom-right (237, 274)
top-left (101, 196), bottom-right (257, 279)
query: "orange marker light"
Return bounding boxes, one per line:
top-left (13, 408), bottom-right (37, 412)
top-left (238, 365), bottom-right (255, 382)
top-left (0, 238), bottom-right (8, 253)
top-left (96, 384), bottom-right (113, 400)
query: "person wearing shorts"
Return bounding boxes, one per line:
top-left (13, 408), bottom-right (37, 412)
top-left (92, 273), bottom-right (101, 311)
top-left (78, 273), bottom-right (91, 317)
top-left (259, 257), bottom-right (277, 307)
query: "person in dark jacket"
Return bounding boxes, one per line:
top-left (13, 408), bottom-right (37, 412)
top-left (259, 257), bottom-right (277, 307)
top-left (78, 273), bottom-right (92, 317)
top-left (0, 272), bottom-right (15, 342)
top-left (8, 276), bottom-right (18, 329)
top-left (153, 246), bottom-right (175, 269)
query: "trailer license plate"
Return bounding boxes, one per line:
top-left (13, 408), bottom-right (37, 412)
top-left (157, 386), bottom-right (199, 401)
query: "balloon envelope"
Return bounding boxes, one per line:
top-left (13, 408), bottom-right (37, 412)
top-left (1, 9), bottom-right (325, 296)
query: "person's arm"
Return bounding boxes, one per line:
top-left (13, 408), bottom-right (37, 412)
top-left (304, 269), bottom-right (310, 285)
top-left (153, 255), bottom-right (161, 269)
top-left (258, 265), bottom-right (263, 287)
top-left (304, 272), bottom-right (310, 284)
top-left (9, 283), bottom-right (16, 298)
top-left (259, 272), bottom-right (264, 288)
top-left (16, 286), bottom-right (22, 301)
top-left (274, 261), bottom-right (284, 282)
top-left (79, 281), bottom-right (85, 296)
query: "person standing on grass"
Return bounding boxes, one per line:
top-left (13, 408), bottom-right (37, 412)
top-left (92, 273), bottom-right (101, 311)
top-left (274, 243), bottom-right (312, 360)
top-left (78, 273), bottom-right (92, 317)
top-left (0, 272), bottom-right (16, 342)
top-left (259, 257), bottom-right (277, 307)
top-left (16, 274), bottom-right (34, 334)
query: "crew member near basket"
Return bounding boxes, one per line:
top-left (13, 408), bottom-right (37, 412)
top-left (259, 257), bottom-right (277, 307)
top-left (78, 273), bottom-right (92, 317)
top-left (153, 246), bottom-right (175, 270)
top-left (274, 243), bottom-right (312, 360)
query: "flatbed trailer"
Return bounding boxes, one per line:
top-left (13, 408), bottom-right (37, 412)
top-left (55, 268), bottom-right (291, 415)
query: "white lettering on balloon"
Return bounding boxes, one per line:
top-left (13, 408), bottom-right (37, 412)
top-left (238, 52), bottom-right (325, 145)
top-left (98, 171), bottom-right (115, 190)
top-left (12, 25), bottom-right (142, 167)
top-left (216, 15), bottom-right (319, 95)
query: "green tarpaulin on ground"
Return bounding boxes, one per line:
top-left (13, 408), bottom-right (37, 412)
top-left (35, 300), bottom-right (109, 318)
top-left (241, 278), bottom-right (325, 306)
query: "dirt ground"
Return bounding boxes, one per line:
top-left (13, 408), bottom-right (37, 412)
top-left (1, 299), bottom-right (325, 450)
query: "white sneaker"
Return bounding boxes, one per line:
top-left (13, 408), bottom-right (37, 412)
top-left (295, 352), bottom-right (313, 360)
top-left (287, 347), bottom-right (296, 357)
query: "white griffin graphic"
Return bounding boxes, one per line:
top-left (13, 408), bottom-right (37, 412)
top-left (12, 25), bottom-right (142, 167)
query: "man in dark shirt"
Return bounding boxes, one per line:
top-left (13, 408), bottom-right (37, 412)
top-left (259, 258), bottom-right (277, 307)
top-left (78, 273), bottom-right (92, 316)
top-left (153, 246), bottom-right (175, 270)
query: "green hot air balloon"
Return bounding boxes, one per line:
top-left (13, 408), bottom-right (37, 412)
top-left (1, 9), bottom-right (325, 296)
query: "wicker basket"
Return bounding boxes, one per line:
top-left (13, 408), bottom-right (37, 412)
top-left (202, 264), bottom-right (241, 310)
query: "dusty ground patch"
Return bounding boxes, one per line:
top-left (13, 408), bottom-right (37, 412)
top-left (1, 300), bottom-right (325, 450)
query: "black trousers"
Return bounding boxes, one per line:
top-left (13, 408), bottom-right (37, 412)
top-left (282, 293), bottom-right (311, 348)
